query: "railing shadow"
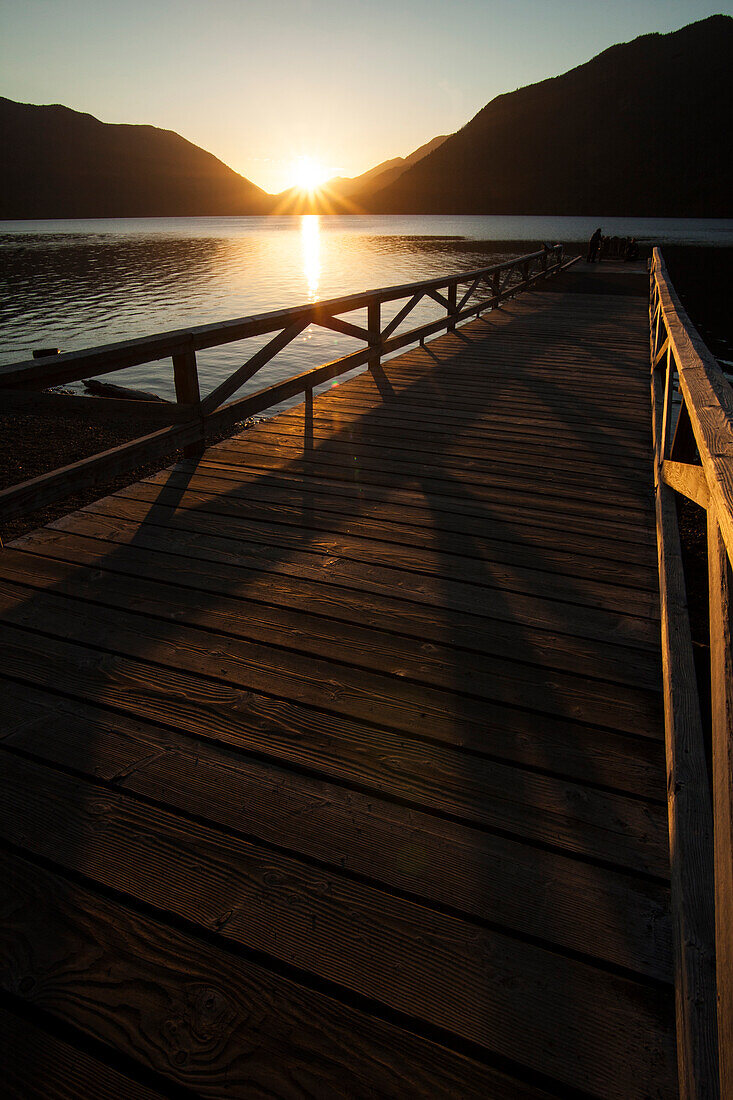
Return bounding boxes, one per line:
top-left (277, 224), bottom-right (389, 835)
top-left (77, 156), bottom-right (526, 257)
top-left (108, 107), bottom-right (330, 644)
top-left (0, 279), bottom-right (677, 1095)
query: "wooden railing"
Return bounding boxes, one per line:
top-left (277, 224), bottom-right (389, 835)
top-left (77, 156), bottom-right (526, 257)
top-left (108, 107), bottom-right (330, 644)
top-left (650, 247), bottom-right (732, 1100)
top-left (0, 245), bottom-right (566, 524)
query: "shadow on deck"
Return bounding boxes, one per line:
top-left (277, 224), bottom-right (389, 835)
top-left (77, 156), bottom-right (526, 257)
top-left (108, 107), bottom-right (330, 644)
top-left (0, 275), bottom-right (677, 1099)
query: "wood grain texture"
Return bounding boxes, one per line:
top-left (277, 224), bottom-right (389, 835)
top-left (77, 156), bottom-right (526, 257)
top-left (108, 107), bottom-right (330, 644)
top-left (41, 498), bottom-right (661, 650)
top-left (0, 1002), bottom-right (168, 1100)
top-left (0, 616), bottom-right (668, 876)
top-left (201, 430), bottom-right (654, 516)
top-left (79, 481), bottom-right (661, 621)
top-left (0, 678), bottom-right (671, 981)
top-left (57, 462), bottom-right (660, 566)
top-left (187, 455), bottom-right (657, 564)
top-left (2, 851), bottom-right (546, 1100)
top-left (0, 549), bottom-right (663, 739)
top-left (708, 514), bottom-right (733, 1098)
top-left (245, 409), bottom-right (653, 479)
top-left (662, 460), bottom-right (710, 510)
top-left (171, 342), bottom-right (201, 407)
top-left (0, 558), bottom-right (660, 818)
top-left (0, 753), bottom-right (676, 1099)
top-left (204, 439), bottom-right (655, 527)
top-left (137, 466), bottom-right (659, 588)
top-left (10, 526), bottom-right (663, 697)
top-left (1, 274), bottom-right (678, 1097)
top-left (652, 347), bottom-right (719, 1099)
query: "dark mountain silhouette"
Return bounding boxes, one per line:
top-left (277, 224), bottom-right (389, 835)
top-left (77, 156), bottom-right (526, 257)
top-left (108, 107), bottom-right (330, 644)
top-left (362, 15), bottom-right (733, 216)
top-left (0, 97), bottom-right (270, 218)
top-left (272, 134), bottom-right (449, 214)
top-left (2, 15), bottom-right (729, 219)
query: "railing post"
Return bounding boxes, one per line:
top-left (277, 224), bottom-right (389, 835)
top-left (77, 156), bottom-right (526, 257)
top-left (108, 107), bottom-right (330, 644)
top-left (368, 300), bottom-right (381, 372)
top-left (447, 283), bottom-right (457, 332)
top-left (708, 513), bottom-right (733, 1099)
top-left (304, 386), bottom-right (314, 452)
top-left (172, 337), bottom-right (205, 458)
top-left (172, 339), bottom-right (200, 406)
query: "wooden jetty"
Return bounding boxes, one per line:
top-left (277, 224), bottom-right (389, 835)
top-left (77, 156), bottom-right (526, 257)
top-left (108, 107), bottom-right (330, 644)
top-left (0, 248), bottom-right (731, 1098)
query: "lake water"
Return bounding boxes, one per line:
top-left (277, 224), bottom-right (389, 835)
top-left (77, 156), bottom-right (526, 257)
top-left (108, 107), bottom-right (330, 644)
top-left (1, 215), bottom-right (731, 408)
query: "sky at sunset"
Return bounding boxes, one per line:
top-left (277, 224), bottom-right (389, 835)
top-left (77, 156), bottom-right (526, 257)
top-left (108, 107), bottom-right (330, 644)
top-left (2, 0), bottom-right (730, 193)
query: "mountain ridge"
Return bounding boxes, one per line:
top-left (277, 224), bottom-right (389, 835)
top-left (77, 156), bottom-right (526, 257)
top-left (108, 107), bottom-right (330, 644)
top-left (0, 96), bottom-right (270, 218)
top-left (362, 14), bottom-right (733, 216)
top-left (1, 14), bottom-right (731, 219)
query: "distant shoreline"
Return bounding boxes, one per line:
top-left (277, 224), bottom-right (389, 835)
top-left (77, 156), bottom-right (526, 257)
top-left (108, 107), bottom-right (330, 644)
top-left (2, 216), bottom-right (732, 255)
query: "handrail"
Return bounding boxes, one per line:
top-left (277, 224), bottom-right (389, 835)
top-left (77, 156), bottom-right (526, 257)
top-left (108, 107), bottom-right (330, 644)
top-left (650, 247), bottom-right (732, 1099)
top-left (0, 248), bottom-right (561, 393)
top-left (0, 245), bottom-right (567, 523)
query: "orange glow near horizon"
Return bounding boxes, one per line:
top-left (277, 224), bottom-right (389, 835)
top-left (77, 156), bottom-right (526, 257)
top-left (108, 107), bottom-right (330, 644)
top-left (289, 156), bottom-right (330, 194)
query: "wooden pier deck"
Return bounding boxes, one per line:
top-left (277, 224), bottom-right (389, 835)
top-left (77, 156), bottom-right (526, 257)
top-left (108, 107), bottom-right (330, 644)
top-left (1, 273), bottom-right (678, 1097)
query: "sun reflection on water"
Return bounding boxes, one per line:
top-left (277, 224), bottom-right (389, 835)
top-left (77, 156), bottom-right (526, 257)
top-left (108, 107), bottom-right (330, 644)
top-left (300, 214), bottom-right (320, 301)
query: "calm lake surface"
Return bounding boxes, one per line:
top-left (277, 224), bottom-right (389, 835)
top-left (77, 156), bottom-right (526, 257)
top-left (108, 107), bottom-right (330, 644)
top-left (1, 215), bottom-right (732, 407)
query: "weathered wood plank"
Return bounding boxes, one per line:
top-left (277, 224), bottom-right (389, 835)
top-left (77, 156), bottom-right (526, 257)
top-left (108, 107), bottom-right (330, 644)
top-left (0, 618), bottom-right (669, 874)
top-left (194, 456), bottom-right (658, 562)
top-left (188, 457), bottom-right (658, 565)
top-left (248, 372), bottom-right (653, 428)
top-left (135, 451), bottom-right (658, 560)
top-left (0, 268), bottom-right (678, 1097)
top-left (0, 679), bottom-right (671, 979)
top-left (268, 403), bottom-right (654, 471)
top-left (40, 499), bottom-right (662, 649)
top-left (90, 481), bottom-right (661, 620)
top-left (2, 851), bottom-right (545, 1100)
top-left (250, 396), bottom-right (653, 456)
top-left (0, 753), bottom-right (676, 1100)
top-left (142, 464), bottom-right (658, 582)
top-left (216, 425), bottom-right (654, 512)
top-left (0, 1002), bottom-right (168, 1100)
top-left (202, 440), bottom-right (657, 540)
top-left (0, 549), bottom-right (663, 738)
top-left (653, 249), bottom-right (733, 561)
top-left (662, 460), bottom-right (710, 510)
top-left (310, 366), bottom-right (653, 421)
top-left (11, 526), bottom-right (663, 698)
top-left (251, 407), bottom-right (654, 478)
top-left (171, 341), bottom-right (200, 406)
top-left (0, 565), bottom-right (661, 749)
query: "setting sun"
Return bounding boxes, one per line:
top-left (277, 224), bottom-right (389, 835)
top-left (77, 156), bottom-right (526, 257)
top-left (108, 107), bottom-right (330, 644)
top-left (290, 156), bottom-right (329, 193)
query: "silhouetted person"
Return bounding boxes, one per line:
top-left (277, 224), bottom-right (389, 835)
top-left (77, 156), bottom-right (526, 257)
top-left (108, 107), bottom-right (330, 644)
top-left (587, 227), bottom-right (602, 263)
top-left (625, 237), bottom-right (640, 261)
